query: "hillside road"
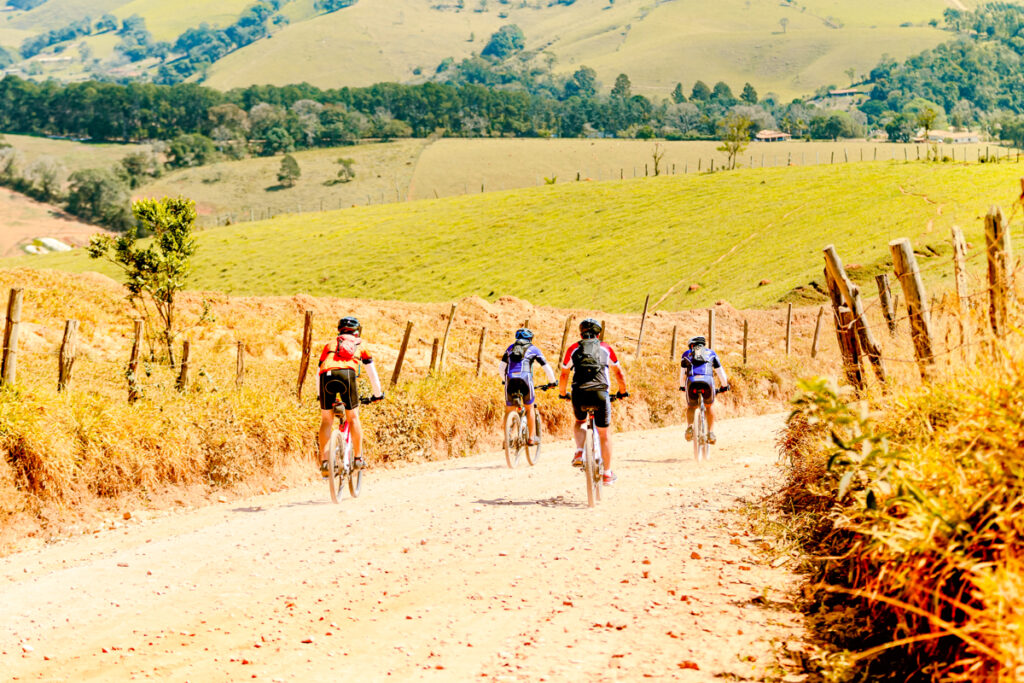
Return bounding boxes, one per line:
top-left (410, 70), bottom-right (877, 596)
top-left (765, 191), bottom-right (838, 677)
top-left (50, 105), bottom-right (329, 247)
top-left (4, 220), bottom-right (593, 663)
top-left (1, 413), bottom-right (805, 681)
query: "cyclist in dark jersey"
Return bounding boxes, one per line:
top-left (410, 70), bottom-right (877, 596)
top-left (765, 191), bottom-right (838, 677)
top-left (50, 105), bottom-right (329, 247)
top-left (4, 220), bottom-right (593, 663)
top-left (500, 328), bottom-right (556, 445)
top-left (558, 319), bottom-right (629, 485)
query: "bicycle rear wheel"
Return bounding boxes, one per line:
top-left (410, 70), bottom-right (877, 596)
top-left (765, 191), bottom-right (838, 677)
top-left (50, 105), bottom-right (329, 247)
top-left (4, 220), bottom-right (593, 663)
top-left (584, 426), bottom-right (598, 508)
top-left (526, 408), bottom-right (542, 466)
top-left (504, 412), bottom-right (523, 468)
top-left (328, 430), bottom-right (344, 503)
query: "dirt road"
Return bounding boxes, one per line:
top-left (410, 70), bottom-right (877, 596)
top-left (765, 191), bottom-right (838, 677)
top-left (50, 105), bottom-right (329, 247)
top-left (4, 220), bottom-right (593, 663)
top-left (1, 413), bottom-right (804, 682)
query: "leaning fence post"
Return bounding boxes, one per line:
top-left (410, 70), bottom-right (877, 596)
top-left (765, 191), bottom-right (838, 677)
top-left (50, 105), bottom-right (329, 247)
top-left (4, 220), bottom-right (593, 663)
top-left (875, 273), bottom-right (897, 336)
top-left (58, 320), bottom-right (78, 392)
top-left (669, 325), bottom-right (678, 360)
top-left (127, 319), bottom-right (142, 403)
top-left (985, 206), bottom-right (1013, 339)
top-left (428, 338), bottom-right (440, 375)
top-left (785, 303), bottom-right (793, 355)
top-left (823, 245), bottom-right (887, 384)
top-left (742, 319), bottom-right (749, 365)
top-left (437, 303), bottom-right (457, 372)
top-left (707, 309), bottom-right (715, 349)
top-left (824, 270), bottom-right (865, 390)
top-left (559, 315), bottom-right (573, 363)
top-left (810, 306), bottom-right (824, 358)
top-left (1, 288), bottom-right (24, 387)
top-left (235, 341), bottom-right (245, 389)
top-left (635, 294), bottom-right (650, 359)
top-left (296, 310), bottom-right (313, 399)
top-left (391, 321), bottom-right (414, 387)
top-left (951, 226), bottom-right (972, 359)
top-left (176, 340), bottom-right (191, 392)
top-left (475, 326), bottom-right (488, 377)
top-left (890, 238), bottom-right (936, 380)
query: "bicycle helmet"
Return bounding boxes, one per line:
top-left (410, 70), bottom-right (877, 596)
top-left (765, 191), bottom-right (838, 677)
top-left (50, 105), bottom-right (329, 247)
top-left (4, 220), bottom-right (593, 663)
top-left (337, 316), bottom-right (362, 335)
top-left (688, 336), bottom-right (706, 348)
top-left (515, 328), bottom-right (534, 341)
top-left (579, 318), bottom-right (602, 339)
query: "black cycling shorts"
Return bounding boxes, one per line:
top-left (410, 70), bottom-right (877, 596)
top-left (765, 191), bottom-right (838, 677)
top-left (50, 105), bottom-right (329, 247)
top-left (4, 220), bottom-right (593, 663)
top-left (319, 368), bottom-right (359, 411)
top-left (571, 388), bottom-right (611, 428)
top-left (686, 380), bottom-right (714, 407)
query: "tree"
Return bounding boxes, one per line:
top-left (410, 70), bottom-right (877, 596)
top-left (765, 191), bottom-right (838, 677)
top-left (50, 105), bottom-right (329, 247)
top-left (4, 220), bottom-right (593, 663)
top-left (335, 157), bottom-right (356, 183)
top-left (651, 143), bottom-right (666, 176)
top-left (167, 134), bottom-right (216, 168)
top-left (611, 73), bottom-right (632, 99)
top-left (711, 81), bottom-right (736, 105)
top-left (120, 151), bottom-right (162, 189)
top-left (277, 154), bottom-right (300, 187)
top-left (717, 113), bottom-right (753, 170)
top-left (779, 17), bottom-right (789, 33)
top-left (884, 113), bottom-right (916, 143)
top-left (481, 24), bottom-right (525, 59)
top-left (740, 82), bottom-right (758, 104)
top-left (690, 80), bottom-right (711, 102)
top-left (26, 157), bottom-right (64, 203)
top-left (565, 66), bottom-right (598, 98)
top-left (87, 197), bottom-right (198, 366)
top-left (66, 168), bottom-right (133, 230)
top-left (262, 126), bottom-right (295, 155)
top-left (671, 83), bottom-right (686, 104)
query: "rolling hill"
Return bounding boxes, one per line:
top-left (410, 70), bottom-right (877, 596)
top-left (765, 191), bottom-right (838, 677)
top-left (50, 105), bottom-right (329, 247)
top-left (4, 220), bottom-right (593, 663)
top-left (0, 0), bottom-right (1002, 99)
top-left (12, 159), bottom-right (1023, 311)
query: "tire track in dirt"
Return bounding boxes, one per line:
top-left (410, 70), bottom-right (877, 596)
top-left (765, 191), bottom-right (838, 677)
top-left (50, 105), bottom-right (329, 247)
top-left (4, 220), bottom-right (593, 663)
top-left (1, 413), bottom-right (806, 682)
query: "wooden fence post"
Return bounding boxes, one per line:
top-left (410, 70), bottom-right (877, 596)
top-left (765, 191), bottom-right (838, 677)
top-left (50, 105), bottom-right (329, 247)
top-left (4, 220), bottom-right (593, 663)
top-left (599, 320), bottom-right (607, 342)
top-left (559, 315), bottom-right (573, 363)
top-left (391, 321), bottom-right (414, 387)
top-left (235, 341), bottom-right (245, 389)
top-left (176, 340), bottom-right (191, 392)
top-left (635, 294), bottom-right (650, 359)
top-left (1, 288), bottom-right (24, 387)
top-left (985, 206), bottom-right (1013, 338)
top-left (875, 273), bottom-right (897, 336)
top-left (823, 245), bottom-right (888, 384)
top-left (951, 226), bottom-right (971, 359)
top-left (670, 325), bottom-right (678, 361)
top-left (127, 319), bottom-right (142, 403)
top-left (58, 320), bottom-right (78, 392)
top-left (825, 270), bottom-right (865, 390)
top-left (475, 326), bottom-right (487, 377)
top-left (890, 238), bottom-right (936, 380)
top-left (785, 303), bottom-right (793, 355)
top-left (429, 338), bottom-right (440, 374)
top-left (742, 319), bottom-right (749, 365)
top-left (296, 310), bottom-right (313, 399)
top-left (810, 306), bottom-right (824, 358)
top-left (437, 303), bottom-right (457, 372)
top-left (707, 309), bottom-right (714, 349)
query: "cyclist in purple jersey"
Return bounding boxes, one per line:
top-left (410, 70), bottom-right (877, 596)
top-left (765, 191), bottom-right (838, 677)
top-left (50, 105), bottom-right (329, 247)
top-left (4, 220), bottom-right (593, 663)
top-left (500, 328), bottom-right (555, 445)
top-left (679, 336), bottom-right (730, 444)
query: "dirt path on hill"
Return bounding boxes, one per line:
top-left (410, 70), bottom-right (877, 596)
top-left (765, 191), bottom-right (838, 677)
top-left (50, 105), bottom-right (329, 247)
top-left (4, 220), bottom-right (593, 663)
top-left (0, 413), bottom-right (806, 682)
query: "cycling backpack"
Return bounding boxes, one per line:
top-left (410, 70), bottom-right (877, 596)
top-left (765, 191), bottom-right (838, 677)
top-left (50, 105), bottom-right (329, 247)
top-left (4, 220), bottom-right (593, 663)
top-left (507, 340), bottom-right (531, 364)
top-left (332, 334), bottom-right (361, 363)
top-left (571, 339), bottom-right (606, 390)
top-left (690, 345), bottom-right (711, 366)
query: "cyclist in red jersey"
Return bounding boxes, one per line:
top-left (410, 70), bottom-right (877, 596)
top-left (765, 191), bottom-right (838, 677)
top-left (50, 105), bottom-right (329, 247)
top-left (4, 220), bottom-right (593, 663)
top-left (557, 319), bottom-right (629, 485)
top-left (317, 317), bottom-right (383, 477)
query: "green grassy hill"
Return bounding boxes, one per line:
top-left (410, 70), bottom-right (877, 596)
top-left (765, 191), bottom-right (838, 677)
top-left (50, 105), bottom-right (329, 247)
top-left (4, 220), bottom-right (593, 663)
top-left (13, 160), bottom-right (1023, 311)
top-left (2, 0), bottom-right (1006, 100)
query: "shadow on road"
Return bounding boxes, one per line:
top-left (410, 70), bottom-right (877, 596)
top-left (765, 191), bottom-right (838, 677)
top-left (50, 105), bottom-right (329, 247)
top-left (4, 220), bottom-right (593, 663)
top-left (624, 458), bottom-right (685, 464)
top-left (473, 495), bottom-right (583, 509)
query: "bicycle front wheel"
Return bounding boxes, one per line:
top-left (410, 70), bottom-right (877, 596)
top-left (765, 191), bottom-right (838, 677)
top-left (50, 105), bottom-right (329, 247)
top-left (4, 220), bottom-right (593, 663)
top-left (584, 427), bottom-right (598, 508)
top-left (526, 408), bottom-right (542, 466)
top-left (504, 411), bottom-right (523, 468)
top-left (328, 431), bottom-right (343, 504)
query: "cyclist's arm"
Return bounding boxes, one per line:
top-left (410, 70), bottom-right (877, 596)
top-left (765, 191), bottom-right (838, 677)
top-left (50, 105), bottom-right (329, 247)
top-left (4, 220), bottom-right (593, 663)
top-left (678, 364), bottom-right (688, 388)
top-left (612, 364), bottom-right (627, 395)
top-left (713, 356), bottom-right (728, 387)
top-left (498, 350), bottom-right (509, 384)
top-left (362, 353), bottom-right (383, 397)
top-left (558, 343), bottom-right (576, 395)
top-left (317, 344), bottom-right (330, 371)
top-left (533, 350), bottom-right (556, 384)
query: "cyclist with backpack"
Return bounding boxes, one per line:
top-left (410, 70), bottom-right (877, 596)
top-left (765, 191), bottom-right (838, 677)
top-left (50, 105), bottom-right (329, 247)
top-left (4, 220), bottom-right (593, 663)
top-left (679, 335), bottom-right (730, 444)
top-left (499, 328), bottom-right (556, 446)
top-left (317, 317), bottom-right (384, 477)
top-left (558, 319), bottom-right (629, 485)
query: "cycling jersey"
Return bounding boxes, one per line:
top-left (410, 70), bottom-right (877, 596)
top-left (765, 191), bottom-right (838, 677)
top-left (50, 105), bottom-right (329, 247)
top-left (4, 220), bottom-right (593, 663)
top-left (319, 334), bottom-right (372, 374)
top-left (680, 347), bottom-right (728, 389)
top-left (500, 343), bottom-right (555, 407)
top-left (561, 340), bottom-right (619, 392)
top-left (318, 335), bottom-right (382, 408)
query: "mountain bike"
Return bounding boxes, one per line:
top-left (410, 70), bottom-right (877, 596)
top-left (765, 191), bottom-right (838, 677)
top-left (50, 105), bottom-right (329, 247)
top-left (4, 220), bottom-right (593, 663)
top-left (504, 383), bottom-right (555, 468)
top-left (692, 386), bottom-right (728, 462)
top-left (565, 392), bottom-right (627, 508)
top-left (325, 396), bottom-right (378, 503)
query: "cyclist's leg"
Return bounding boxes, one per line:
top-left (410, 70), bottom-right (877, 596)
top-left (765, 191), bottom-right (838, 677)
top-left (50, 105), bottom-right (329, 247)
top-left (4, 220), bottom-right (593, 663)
top-left (523, 382), bottom-right (537, 441)
top-left (318, 409), bottom-right (333, 462)
top-left (570, 392), bottom-right (588, 455)
top-left (347, 407), bottom-right (362, 459)
top-left (707, 405), bottom-right (716, 432)
top-left (594, 392), bottom-right (612, 471)
top-left (503, 380), bottom-right (520, 433)
top-left (597, 426), bottom-right (612, 471)
top-left (337, 368), bottom-right (362, 460)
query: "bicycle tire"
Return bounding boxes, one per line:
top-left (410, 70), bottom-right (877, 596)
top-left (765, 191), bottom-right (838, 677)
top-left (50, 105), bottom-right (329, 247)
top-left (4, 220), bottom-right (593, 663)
top-left (328, 430), bottom-right (343, 504)
top-left (348, 443), bottom-right (362, 498)
top-left (504, 411), bottom-right (522, 468)
top-left (526, 408), bottom-right (542, 466)
top-left (584, 424), bottom-right (597, 508)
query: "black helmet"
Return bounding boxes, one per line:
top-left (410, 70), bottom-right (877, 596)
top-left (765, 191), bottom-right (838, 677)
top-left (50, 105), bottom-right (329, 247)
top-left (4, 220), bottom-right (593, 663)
top-left (579, 318), bottom-right (602, 339)
top-left (515, 328), bottom-right (534, 341)
top-left (338, 316), bottom-right (361, 335)
top-left (689, 336), bottom-right (706, 348)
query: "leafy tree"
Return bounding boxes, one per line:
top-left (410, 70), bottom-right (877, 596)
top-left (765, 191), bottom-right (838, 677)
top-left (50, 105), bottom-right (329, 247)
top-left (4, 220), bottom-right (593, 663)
top-left (120, 150), bottom-right (163, 189)
top-left (481, 24), bottom-right (525, 59)
top-left (335, 157), bottom-right (356, 183)
top-left (565, 66), bottom-right (597, 98)
top-left (66, 168), bottom-right (133, 230)
top-left (741, 82), bottom-right (758, 104)
top-left (1000, 116), bottom-right (1024, 149)
top-left (671, 83), bottom-right (686, 104)
top-left (779, 17), bottom-right (788, 33)
top-left (277, 154), bottom-right (300, 187)
top-left (884, 113), bottom-right (916, 143)
top-left (167, 134), bottom-right (216, 168)
top-left (87, 197), bottom-right (198, 366)
top-left (690, 80), bottom-right (711, 102)
top-left (717, 113), bottom-right (753, 170)
top-left (26, 157), bottom-right (64, 203)
top-left (611, 73), bottom-right (632, 99)
top-left (263, 127), bottom-right (295, 155)
top-left (711, 81), bottom-right (736, 105)
top-left (903, 98), bottom-right (946, 136)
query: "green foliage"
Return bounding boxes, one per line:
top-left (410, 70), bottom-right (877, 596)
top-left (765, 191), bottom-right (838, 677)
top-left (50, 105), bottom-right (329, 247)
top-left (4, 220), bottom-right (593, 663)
top-left (334, 157), bottom-right (355, 183)
top-left (716, 112), bottom-right (752, 169)
top-left (87, 197), bottom-right (198, 364)
top-left (481, 24), bottom-right (525, 59)
top-left (65, 168), bottom-right (133, 231)
top-left (277, 153), bottom-right (300, 187)
top-left (671, 82), bottom-right (686, 104)
top-left (741, 82), bottom-right (758, 104)
top-left (167, 134), bottom-right (217, 169)
top-left (120, 151), bottom-right (163, 189)
top-left (611, 73), bottom-right (632, 99)
top-left (690, 80), bottom-right (711, 102)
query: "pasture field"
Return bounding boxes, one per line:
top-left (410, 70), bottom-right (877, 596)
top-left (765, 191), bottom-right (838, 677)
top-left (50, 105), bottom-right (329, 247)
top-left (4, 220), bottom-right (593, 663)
top-left (15, 160), bottom-right (1023, 312)
top-left (136, 139), bottom-right (428, 224)
top-left (1, 133), bottom-right (142, 173)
